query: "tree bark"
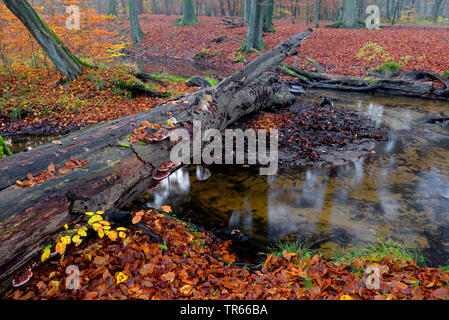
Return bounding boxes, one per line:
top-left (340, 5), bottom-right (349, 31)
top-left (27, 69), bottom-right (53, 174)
top-left (432, 0), bottom-right (443, 21)
top-left (3, 0), bottom-right (84, 81)
top-left (181, 0), bottom-right (199, 25)
top-left (244, 0), bottom-right (251, 22)
top-left (0, 29), bottom-right (313, 293)
top-left (245, 0), bottom-right (264, 50)
top-left (108, 0), bottom-right (118, 16)
top-left (129, 0), bottom-right (144, 43)
top-left (314, 0), bottom-right (320, 28)
top-left (263, 0), bottom-right (275, 32)
top-left (342, 0), bottom-right (357, 28)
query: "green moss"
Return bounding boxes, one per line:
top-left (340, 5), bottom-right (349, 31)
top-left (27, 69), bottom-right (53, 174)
top-left (237, 45), bottom-right (257, 55)
top-left (204, 78), bottom-right (219, 86)
top-left (0, 136), bottom-right (12, 157)
top-left (151, 74), bottom-right (188, 82)
top-left (440, 265), bottom-right (449, 273)
top-left (232, 53), bottom-right (247, 63)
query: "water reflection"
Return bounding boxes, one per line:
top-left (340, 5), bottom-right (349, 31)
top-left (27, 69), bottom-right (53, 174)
top-left (143, 90), bottom-right (449, 265)
top-left (4, 135), bottom-right (57, 154)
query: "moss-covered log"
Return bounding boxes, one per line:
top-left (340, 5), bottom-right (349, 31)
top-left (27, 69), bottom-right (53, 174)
top-left (0, 29), bottom-right (313, 293)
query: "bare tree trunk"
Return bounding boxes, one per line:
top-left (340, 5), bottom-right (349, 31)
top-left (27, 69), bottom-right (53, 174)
top-left (180, 0), bottom-right (199, 25)
top-left (246, 0), bottom-right (264, 50)
top-left (342, 0), bottom-right (357, 28)
top-left (129, 0), bottom-right (144, 42)
top-left (108, 0), bottom-right (118, 15)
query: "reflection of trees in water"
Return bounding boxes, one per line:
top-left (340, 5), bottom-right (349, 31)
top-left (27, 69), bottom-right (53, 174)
top-left (188, 167), bottom-right (269, 245)
top-left (142, 139), bottom-right (449, 265)
top-left (146, 167), bottom-right (191, 209)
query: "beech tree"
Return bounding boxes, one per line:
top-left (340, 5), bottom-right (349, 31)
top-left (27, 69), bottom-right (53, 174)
top-left (244, 0), bottom-right (251, 22)
top-left (341, 0), bottom-right (358, 28)
top-left (108, 0), bottom-right (118, 16)
top-left (2, 0), bottom-right (85, 81)
top-left (180, 0), bottom-right (198, 25)
top-left (263, 0), bottom-right (275, 32)
top-left (245, 0), bottom-right (264, 50)
top-left (129, 0), bottom-right (144, 42)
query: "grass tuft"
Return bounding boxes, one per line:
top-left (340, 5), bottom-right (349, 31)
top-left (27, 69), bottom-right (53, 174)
top-left (332, 235), bottom-right (427, 267)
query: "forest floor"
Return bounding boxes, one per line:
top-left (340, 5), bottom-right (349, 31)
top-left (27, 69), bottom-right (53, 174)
top-left (3, 207), bottom-right (449, 300)
top-left (128, 15), bottom-right (449, 76)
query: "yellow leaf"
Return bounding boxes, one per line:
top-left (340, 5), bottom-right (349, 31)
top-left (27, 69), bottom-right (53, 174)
top-left (340, 295), bottom-right (353, 300)
top-left (77, 229), bottom-right (87, 237)
top-left (116, 272), bottom-right (128, 284)
top-left (60, 236), bottom-right (71, 245)
top-left (119, 231), bottom-right (126, 239)
top-left (108, 230), bottom-right (118, 241)
top-left (98, 230), bottom-right (105, 238)
top-left (96, 211), bottom-right (105, 215)
top-left (85, 212), bottom-right (94, 216)
top-left (88, 215), bottom-right (103, 225)
top-left (41, 246), bottom-right (51, 262)
top-left (116, 227), bottom-right (127, 231)
top-left (123, 236), bottom-right (131, 246)
top-left (56, 242), bottom-right (66, 255)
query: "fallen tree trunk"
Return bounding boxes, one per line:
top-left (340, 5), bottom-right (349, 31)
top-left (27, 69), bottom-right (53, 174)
top-left (0, 28), bottom-right (313, 292)
top-left (283, 65), bottom-right (449, 99)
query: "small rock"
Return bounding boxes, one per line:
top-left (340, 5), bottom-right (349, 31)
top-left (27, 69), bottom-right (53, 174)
top-left (186, 77), bottom-right (211, 88)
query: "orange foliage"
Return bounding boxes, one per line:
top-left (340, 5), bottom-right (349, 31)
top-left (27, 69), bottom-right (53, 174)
top-left (4, 208), bottom-right (449, 300)
top-left (0, 0), bottom-right (119, 76)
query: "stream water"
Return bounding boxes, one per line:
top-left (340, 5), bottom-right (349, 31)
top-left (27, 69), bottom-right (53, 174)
top-left (142, 90), bottom-right (449, 266)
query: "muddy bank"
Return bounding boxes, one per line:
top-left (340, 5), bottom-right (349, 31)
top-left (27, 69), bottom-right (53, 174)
top-left (236, 96), bottom-right (387, 168)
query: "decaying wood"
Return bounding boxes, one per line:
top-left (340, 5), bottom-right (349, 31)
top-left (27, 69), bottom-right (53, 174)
top-left (220, 18), bottom-right (247, 28)
top-left (283, 64), bottom-right (449, 99)
top-left (0, 28), bottom-right (313, 292)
